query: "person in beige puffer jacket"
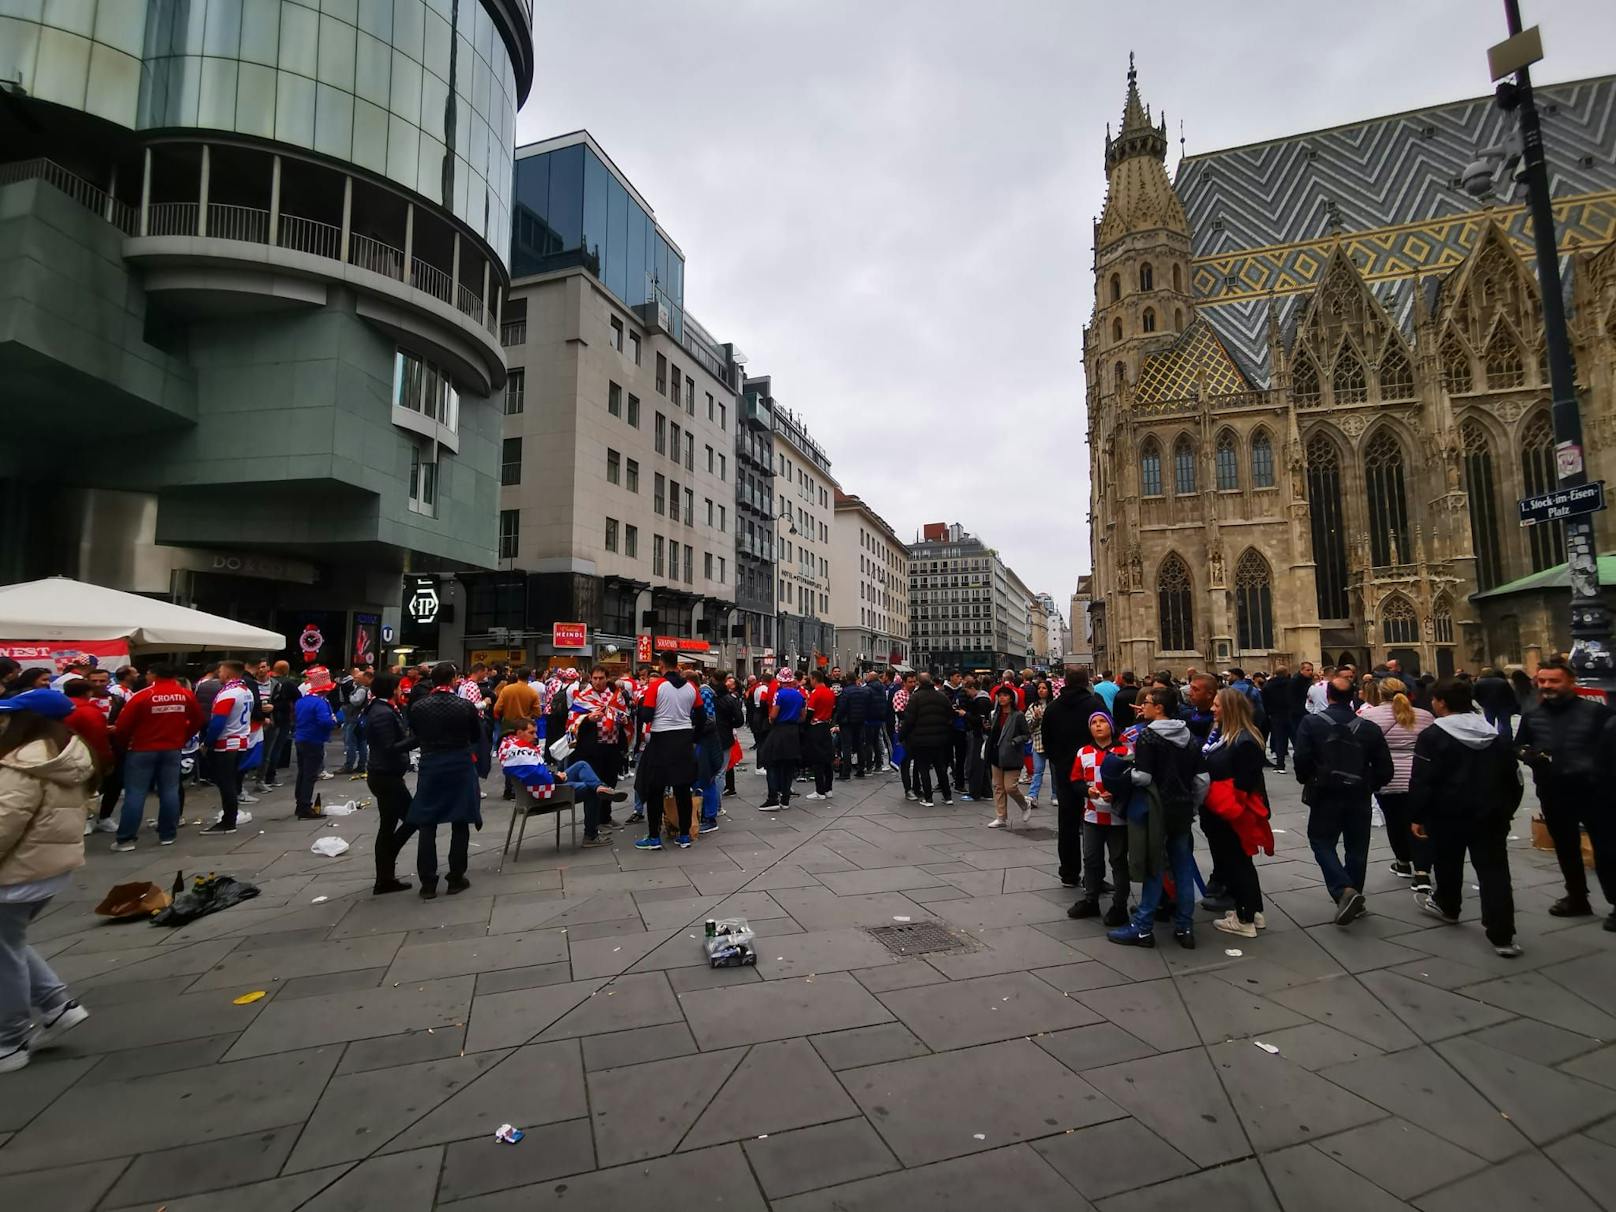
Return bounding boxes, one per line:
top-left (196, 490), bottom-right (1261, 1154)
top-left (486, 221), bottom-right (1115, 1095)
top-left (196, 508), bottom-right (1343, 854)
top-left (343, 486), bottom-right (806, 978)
top-left (0, 689), bottom-right (96, 1074)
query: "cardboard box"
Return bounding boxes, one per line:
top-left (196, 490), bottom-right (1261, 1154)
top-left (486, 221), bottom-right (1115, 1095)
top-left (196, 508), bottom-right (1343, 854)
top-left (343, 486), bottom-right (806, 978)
top-left (660, 794), bottom-right (701, 840)
top-left (1531, 814), bottom-right (1594, 867)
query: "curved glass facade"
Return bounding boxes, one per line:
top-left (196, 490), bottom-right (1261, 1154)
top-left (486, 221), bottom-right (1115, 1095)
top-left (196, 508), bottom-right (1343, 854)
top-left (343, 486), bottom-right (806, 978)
top-left (0, 0), bottom-right (518, 264)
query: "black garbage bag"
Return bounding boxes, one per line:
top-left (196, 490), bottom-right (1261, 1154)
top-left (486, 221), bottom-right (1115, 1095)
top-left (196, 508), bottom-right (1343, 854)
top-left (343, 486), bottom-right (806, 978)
top-left (150, 873), bottom-right (261, 927)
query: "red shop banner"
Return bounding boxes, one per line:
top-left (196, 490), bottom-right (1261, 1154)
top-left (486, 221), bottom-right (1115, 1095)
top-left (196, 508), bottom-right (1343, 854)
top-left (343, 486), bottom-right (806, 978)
top-left (552, 622), bottom-right (589, 648)
top-left (635, 634), bottom-right (653, 663)
top-left (1, 640), bottom-right (131, 673)
top-left (654, 636), bottom-right (712, 653)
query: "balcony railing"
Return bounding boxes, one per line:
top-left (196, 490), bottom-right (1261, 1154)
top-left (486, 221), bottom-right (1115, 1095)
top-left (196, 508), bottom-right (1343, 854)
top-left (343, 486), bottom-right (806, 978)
top-left (277, 212), bottom-right (341, 260)
top-left (146, 201), bottom-right (198, 237)
top-left (206, 202), bottom-right (268, 243)
top-left (0, 157), bottom-right (138, 233)
top-left (350, 231), bottom-right (404, 280)
top-left (501, 319), bottom-right (527, 346)
top-left (411, 257), bottom-right (453, 307)
top-left (456, 282), bottom-right (485, 327)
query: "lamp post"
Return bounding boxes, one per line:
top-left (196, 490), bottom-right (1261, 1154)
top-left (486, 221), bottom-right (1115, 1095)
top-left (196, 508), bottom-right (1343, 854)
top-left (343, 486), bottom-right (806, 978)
top-left (1488, 2), bottom-right (1612, 686)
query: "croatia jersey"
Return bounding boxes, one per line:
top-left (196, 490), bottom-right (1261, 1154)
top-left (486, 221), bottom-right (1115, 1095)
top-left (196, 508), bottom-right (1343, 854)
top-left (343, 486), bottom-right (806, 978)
top-left (1074, 742), bottom-right (1131, 826)
top-left (211, 680), bottom-right (256, 751)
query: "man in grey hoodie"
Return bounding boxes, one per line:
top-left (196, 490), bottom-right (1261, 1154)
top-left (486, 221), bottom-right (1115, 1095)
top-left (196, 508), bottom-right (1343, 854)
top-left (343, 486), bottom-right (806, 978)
top-left (1408, 678), bottom-right (1525, 957)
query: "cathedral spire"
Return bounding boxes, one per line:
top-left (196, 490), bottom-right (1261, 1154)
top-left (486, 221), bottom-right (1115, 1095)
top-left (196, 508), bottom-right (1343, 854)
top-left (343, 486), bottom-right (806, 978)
top-left (1098, 55), bottom-right (1185, 247)
top-left (1107, 53), bottom-right (1168, 171)
top-left (1121, 52), bottom-right (1150, 133)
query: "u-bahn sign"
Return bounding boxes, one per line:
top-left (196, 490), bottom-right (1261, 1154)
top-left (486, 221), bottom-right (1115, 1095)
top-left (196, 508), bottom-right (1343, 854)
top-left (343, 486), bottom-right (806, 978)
top-left (1517, 482), bottom-right (1605, 526)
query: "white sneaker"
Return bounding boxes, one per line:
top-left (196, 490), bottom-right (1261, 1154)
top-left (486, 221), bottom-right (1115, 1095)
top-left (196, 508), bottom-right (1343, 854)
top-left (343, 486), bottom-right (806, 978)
top-left (904, 791), bottom-right (918, 802)
top-left (318, 771), bottom-right (335, 780)
top-left (805, 792), bottom-right (825, 801)
top-left (888, 762), bottom-right (900, 773)
top-left (30, 1001), bottom-right (88, 1050)
top-left (757, 802), bottom-right (786, 812)
top-left (82, 819), bottom-right (94, 836)
top-left (1020, 805), bottom-right (1033, 824)
top-left (1214, 912), bottom-right (1258, 939)
top-left (986, 818), bottom-right (1006, 829)
top-left (0, 1042), bottom-right (28, 1074)
top-left (1253, 912), bottom-right (1266, 930)
top-left (237, 793), bottom-right (259, 804)
top-left (94, 818), bottom-right (118, 834)
top-left (753, 766), bottom-right (768, 776)
top-left (824, 790), bottom-right (835, 798)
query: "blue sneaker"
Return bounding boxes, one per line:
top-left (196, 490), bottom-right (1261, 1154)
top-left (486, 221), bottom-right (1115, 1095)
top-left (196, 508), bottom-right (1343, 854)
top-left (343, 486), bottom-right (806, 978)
top-left (1107, 924), bottom-right (1155, 948)
top-left (700, 818), bottom-right (719, 833)
top-left (633, 836), bottom-right (663, 851)
top-left (676, 834), bottom-right (692, 849)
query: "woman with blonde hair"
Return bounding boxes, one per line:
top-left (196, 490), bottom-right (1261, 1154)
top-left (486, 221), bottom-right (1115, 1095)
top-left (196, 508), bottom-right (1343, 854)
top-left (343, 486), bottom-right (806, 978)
top-left (1202, 688), bottom-right (1275, 939)
top-left (1359, 676), bottom-right (1435, 891)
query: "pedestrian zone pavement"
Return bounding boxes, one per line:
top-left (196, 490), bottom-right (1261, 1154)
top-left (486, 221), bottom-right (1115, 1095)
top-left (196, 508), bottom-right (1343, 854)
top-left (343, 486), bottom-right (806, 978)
top-left (3, 749), bottom-right (1615, 1211)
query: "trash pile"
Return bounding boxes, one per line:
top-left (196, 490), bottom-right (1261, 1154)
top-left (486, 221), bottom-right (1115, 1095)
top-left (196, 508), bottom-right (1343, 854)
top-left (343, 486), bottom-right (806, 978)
top-left (150, 871), bottom-right (260, 927)
top-left (702, 918), bottom-right (756, 968)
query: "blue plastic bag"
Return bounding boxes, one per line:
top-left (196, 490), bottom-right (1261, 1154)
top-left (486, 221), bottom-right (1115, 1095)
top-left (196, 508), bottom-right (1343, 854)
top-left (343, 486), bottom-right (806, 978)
top-left (891, 741), bottom-right (907, 765)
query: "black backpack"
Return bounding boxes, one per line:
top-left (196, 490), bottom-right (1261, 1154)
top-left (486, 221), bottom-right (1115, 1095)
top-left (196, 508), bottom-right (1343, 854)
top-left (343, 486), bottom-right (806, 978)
top-left (1311, 717), bottom-right (1370, 790)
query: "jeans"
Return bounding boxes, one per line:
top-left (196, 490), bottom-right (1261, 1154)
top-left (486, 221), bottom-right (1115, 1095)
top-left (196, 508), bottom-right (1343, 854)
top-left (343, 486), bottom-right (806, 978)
top-left (1430, 813), bottom-right (1516, 944)
top-left (1132, 832), bottom-right (1197, 932)
top-left (118, 748), bottom-right (183, 842)
top-left (342, 715), bottom-right (368, 772)
top-left (255, 724), bottom-right (278, 786)
top-left (270, 723), bottom-right (293, 779)
top-left (839, 726), bottom-right (868, 777)
top-left (1307, 792), bottom-right (1373, 901)
top-left (1051, 764), bottom-right (1083, 884)
top-left (1029, 751), bottom-right (1047, 802)
top-left (417, 822), bottom-right (469, 885)
top-left (562, 760), bottom-right (611, 837)
top-left (0, 899), bottom-right (69, 1048)
top-left (951, 731), bottom-right (969, 785)
top-left (208, 749), bottom-right (240, 828)
top-left (294, 740), bottom-right (324, 812)
top-left (368, 770), bottom-right (416, 886)
top-left (96, 760), bottom-right (123, 821)
top-left (697, 778), bottom-right (722, 823)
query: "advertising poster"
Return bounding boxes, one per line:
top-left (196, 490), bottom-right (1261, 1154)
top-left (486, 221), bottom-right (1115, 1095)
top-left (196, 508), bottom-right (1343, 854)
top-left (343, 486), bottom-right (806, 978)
top-left (0, 640), bottom-right (130, 673)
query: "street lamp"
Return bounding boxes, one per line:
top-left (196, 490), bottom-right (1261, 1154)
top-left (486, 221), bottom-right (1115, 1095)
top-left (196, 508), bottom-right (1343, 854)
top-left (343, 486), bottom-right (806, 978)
top-left (1486, 4), bottom-right (1612, 686)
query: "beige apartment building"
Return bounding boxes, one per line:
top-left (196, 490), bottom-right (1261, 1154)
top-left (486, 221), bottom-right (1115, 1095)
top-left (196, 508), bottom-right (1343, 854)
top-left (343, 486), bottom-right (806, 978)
top-left (768, 398), bottom-right (837, 669)
top-left (831, 491), bottom-right (911, 671)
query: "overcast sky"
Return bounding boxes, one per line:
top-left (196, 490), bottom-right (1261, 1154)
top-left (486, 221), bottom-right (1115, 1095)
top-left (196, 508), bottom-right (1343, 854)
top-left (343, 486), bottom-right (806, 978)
top-left (517, 0), bottom-right (1616, 622)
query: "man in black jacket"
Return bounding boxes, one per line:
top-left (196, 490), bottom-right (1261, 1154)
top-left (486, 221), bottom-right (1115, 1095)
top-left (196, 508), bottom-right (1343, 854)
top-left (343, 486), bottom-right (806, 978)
top-left (1294, 674), bottom-right (1394, 925)
top-left (1409, 678), bottom-right (1525, 956)
top-left (899, 674), bottom-right (956, 804)
top-left (1261, 667), bottom-right (1294, 772)
top-left (363, 672), bottom-right (417, 895)
top-left (1515, 658), bottom-right (1613, 923)
top-left (1112, 671), bottom-right (1140, 730)
top-left (1042, 671), bottom-right (1108, 887)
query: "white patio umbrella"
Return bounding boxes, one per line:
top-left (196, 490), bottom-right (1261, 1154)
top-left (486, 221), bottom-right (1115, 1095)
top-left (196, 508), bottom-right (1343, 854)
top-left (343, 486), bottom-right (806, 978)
top-left (0, 577), bottom-right (285, 651)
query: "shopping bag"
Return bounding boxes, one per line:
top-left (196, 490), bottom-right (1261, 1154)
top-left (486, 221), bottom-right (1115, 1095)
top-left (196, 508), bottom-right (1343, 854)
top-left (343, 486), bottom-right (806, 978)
top-left (727, 739), bottom-right (743, 770)
top-left (891, 742), bottom-right (907, 765)
top-left (549, 732), bottom-right (574, 764)
top-left (94, 881), bottom-right (172, 919)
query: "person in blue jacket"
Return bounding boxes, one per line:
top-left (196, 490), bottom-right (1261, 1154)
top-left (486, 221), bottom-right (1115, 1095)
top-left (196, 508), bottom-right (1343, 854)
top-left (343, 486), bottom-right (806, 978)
top-left (293, 671), bottom-right (336, 820)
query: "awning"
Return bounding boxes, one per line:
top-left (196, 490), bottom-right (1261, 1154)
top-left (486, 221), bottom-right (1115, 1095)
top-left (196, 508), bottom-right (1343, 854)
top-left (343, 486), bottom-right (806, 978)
top-left (1469, 553), bottom-right (1616, 601)
top-left (0, 577), bottom-right (286, 651)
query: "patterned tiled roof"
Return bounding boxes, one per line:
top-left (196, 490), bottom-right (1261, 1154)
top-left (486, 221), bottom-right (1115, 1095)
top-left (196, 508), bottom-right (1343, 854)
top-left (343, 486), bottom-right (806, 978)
top-left (1135, 318), bottom-right (1250, 404)
top-left (1175, 74), bottom-right (1616, 383)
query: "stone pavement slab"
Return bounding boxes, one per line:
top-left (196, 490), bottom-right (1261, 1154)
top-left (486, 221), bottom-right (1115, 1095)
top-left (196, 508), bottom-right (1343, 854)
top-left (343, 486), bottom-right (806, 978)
top-left (772, 1142), bottom-right (1091, 1212)
top-left (679, 971), bottom-right (894, 1048)
top-left (742, 1117), bottom-right (900, 1200)
top-left (877, 969), bottom-right (1101, 1050)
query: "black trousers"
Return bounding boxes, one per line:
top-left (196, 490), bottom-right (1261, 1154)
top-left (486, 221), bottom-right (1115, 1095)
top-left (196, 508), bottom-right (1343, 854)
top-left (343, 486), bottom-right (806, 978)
top-left (1081, 821), bottom-right (1128, 909)
top-left (1197, 806), bottom-right (1224, 892)
top-left (912, 746), bottom-right (951, 802)
top-left (368, 771), bottom-right (417, 886)
top-left (417, 821), bottom-right (469, 884)
top-left (965, 740), bottom-right (990, 799)
top-left (1377, 791), bottom-right (1430, 871)
top-left (1051, 764), bottom-right (1083, 884)
top-left (1539, 780), bottom-right (1613, 905)
top-left (951, 731), bottom-right (969, 785)
top-left (838, 725), bottom-right (869, 777)
top-left (1268, 716), bottom-right (1292, 767)
top-left (208, 749), bottom-right (240, 827)
top-left (1430, 813), bottom-right (1515, 944)
top-left (96, 760), bottom-right (124, 820)
top-left (644, 782), bottom-right (692, 838)
top-left (1204, 813), bottom-right (1263, 922)
top-left (294, 740), bottom-right (323, 812)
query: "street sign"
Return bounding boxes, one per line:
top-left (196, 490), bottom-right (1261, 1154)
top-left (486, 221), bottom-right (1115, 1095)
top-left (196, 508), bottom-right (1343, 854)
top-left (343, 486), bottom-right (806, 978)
top-left (1487, 25), bottom-right (1543, 81)
top-left (381, 624), bottom-right (395, 644)
top-left (1517, 481), bottom-right (1605, 525)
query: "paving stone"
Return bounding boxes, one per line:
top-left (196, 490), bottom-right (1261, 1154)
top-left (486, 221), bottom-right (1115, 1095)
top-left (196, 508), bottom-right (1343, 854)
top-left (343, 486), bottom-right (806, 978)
top-left (849, 959), bottom-right (948, 993)
top-left (1031, 1116), bottom-right (1197, 1198)
top-left (1001, 864), bottom-right (1064, 892)
top-left (1413, 1149), bottom-right (1601, 1212)
top-left (815, 865), bottom-right (950, 895)
top-left (1545, 1134), bottom-right (1616, 1212)
top-left (224, 975), bottom-right (473, 1059)
top-left (436, 1117), bottom-right (595, 1202)
top-left (462, 978), bottom-right (602, 1052)
top-left (105, 1124), bottom-right (299, 1205)
top-left (771, 1142), bottom-right (1085, 1211)
top-left (1434, 1036), bottom-right (1616, 1145)
top-left (1261, 1142), bottom-right (1414, 1212)
top-left (0, 1055), bottom-right (97, 1130)
top-left (1313, 1117), bottom-right (1489, 1200)
top-left (534, 970), bottom-right (681, 1040)
top-left (189, 934), bottom-right (405, 990)
top-left (633, 894), bottom-right (725, 930)
top-left (1266, 971), bottom-right (1423, 1051)
top-left (387, 929), bottom-right (568, 983)
top-left (845, 1038), bottom-right (1123, 1166)
top-left (879, 969), bottom-right (1099, 1050)
top-left (739, 864), bottom-right (825, 891)
top-left (1035, 1021), bottom-right (1158, 1074)
top-left (285, 1050), bottom-right (509, 1171)
top-left (1062, 933), bottom-right (1170, 980)
top-left (1084, 1049), bottom-right (1250, 1167)
top-left (550, 916), bottom-right (646, 941)
top-left (1539, 950), bottom-right (1616, 1010)
top-left (0, 1046), bottom-right (340, 1174)
top-left (103, 1164), bottom-right (351, 1212)
top-left (1456, 971), bottom-right (1616, 1040)
top-left (1093, 1157), bottom-right (1278, 1212)
top-left (679, 972), bottom-right (894, 1048)
top-left (1209, 1039), bottom-right (1386, 1150)
top-left (1385, 954), bottom-right (1497, 989)
top-left (811, 1022), bottom-right (931, 1070)
top-left (1243, 1022), bottom-right (1385, 1071)
top-left (473, 961), bottom-right (574, 995)
top-left (1302, 923), bottom-right (1434, 972)
top-left (924, 925), bottom-right (1086, 979)
top-left (301, 1145), bottom-right (442, 1212)
top-left (54, 986), bottom-right (264, 1055)
top-left (568, 926), bottom-right (676, 979)
top-left (753, 926), bottom-right (900, 980)
top-left (1031, 960), bottom-right (1133, 993)
top-left (580, 1021), bottom-right (697, 1070)
top-left (1563, 1043), bottom-right (1616, 1090)
top-left (666, 959), bottom-right (764, 991)
top-left (0, 1158), bottom-right (127, 1212)
top-left (742, 1117), bottom-right (899, 1199)
top-left (907, 884), bottom-right (975, 902)
top-left (401, 1041), bottom-right (589, 1149)
top-left (1321, 1046), bottom-right (1530, 1161)
top-left (586, 1048), bottom-right (746, 1166)
top-left (1074, 978), bottom-right (1199, 1051)
top-left (335, 1026), bottom-right (466, 1074)
top-left (768, 888), bottom-right (932, 930)
top-left (929, 890), bottom-right (1073, 928)
top-left (1177, 973), bottom-right (1314, 1044)
top-left (1355, 969), bottom-right (1516, 1042)
top-left (332, 893), bottom-right (493, 938)
top-left (437, 1142), bottom-right (765, 1211)
top-left (486, 890), bottom-right (637, 935)
top-left (684, 1037), bottom-right (859, 1148)
top-left (1470, 1018), bottom-right (1607, 1067)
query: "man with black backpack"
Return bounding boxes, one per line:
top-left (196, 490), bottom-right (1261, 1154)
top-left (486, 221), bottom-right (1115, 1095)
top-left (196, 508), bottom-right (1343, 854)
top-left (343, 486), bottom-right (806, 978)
top-left (1294, 673), bottom-right (1393, 925)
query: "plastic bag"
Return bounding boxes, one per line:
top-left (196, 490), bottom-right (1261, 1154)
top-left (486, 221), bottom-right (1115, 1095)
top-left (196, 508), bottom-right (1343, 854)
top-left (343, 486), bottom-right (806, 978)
top-left (150, 874), bottom-right (260, 927)
top-left (213, 807), bottom-right (252, 825)
top-left (310, 836), bottom-right (350, 857)
top-left (702, 918), bottom-right (757, 968)
top-left (549, 732), bottom-right (574, 764)
top-left (890, 742), bottom-right (907, 766)
top-left (322, 800), bottom-right (359, 816)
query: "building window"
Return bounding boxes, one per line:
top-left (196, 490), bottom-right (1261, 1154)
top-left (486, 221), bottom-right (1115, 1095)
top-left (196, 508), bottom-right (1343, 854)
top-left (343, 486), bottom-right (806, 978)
top-left (1114, 361), bottom-right (1126, 391)
top-left (685, 376), bottom-right (695, 413)
top-left (718, 556), bottom-right (725, 583)
top-left (1142, 308), bottom-right (1157, 333)
top-left (407, 440), bottom-right (437, 516)
top-left (654, 473), bottom-right (665, 514)
top-left (1173, 264), bottom-right (1182, 292)
top-left (706, 444), bottom-right (714, 473)
top-left (1157, 553), bottom-right (1194, 652)
top-left (653, 534), bottom-right (665, 575)
top-left (1521, 412), bottom-right (1565, 571)
top-left (1140, 439), bottom-right (1162, 496)
top-left (1432, 593), bottom-right (1454, 644)
top-left (705, 497), bottom-right (713, 526)
top-left (626, 458), bottom-right (639, 493)
top-left (1461, 420), bottom-right (1504, 590)
top-left (1112, 317), bottom-right (1123, 342)
top-left (670, 421), bottom-right (681, 460)
top-left (684, 544), bottom-right (693, 583)
top-left (629, 332), bottom-right (641, 365)
top-left (1173, 436), bottom-right (1196, 495)
top-left (1306, 433), bottom-right (1351, 619)
top-left (1440, 330), bottom-right (1473, 394)
top-left (684, 487), bottom-right (693, 525)
top-left (607, 448), bottom-right (620, 484)
top-left (1215, 430), bottom-right (1239, 490)
top-left (392, 350), bottom-right (459, 435)
top-left (625, 524), bottom-right (638, 558)
top-left (685, 433), bottom-right (694, 470)
top-left (498, 508), bottom-right (518, 558)
top-left (669, 479), bottom-right (680, 518)
top-left (704, 552), bottom-right (714, 580)
top-left (1333, 347), bottom-right (1368, 403)
top-left (656, 352), bottom-right (667, 394)
top-left (1484, 325), bottom-right (1526, 390)
top-left (1174, 307), bottom-right (1183, 330)
top-left (1379, 345), bottom-right (1414, 399)
top-left (605, 517), bottom-right (619, 552)
top-left (1292, 353), bottom-right (1321, 406)
top-left (718, 504), bottom-right (725, 530)
top-left (706, 392), bottom-right (715, 420)
top-left (500, 437), bottom-right (522, 485)
top-left (608, 381), bottom-right (622, 416)
top-left (1364, 428), bottom-right (1410, 566)
top-left (1234, 549), bottom-right (1274, 650)
top-left (671, 364), bottom-right (681, 405)
top-left (1381, 594), bottom-right (1419, 645)
top-left (655, 413), bottom-right (666, 454)
top-left (504, 369), bottom-right (525, 415)
top-left (1250, 430), bottom-right (1275, 488)
top-left (1139, 263), bottom-right (1154, 291)
top-left (1110, 273), bottom-right (1122, 302)
top-left (627, 394), bottom-right (640, 427)
top-left (610, 315), bottom-right (624, 352)
top-left (720, 402), bottom-right (727, 431)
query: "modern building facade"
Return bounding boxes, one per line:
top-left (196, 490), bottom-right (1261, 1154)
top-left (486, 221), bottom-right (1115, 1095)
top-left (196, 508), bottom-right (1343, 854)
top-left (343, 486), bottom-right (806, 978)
top-left (1036, 592), bottom-right (1070, 669)
top-left (0, 0), bottom-right (532, 668)
top-left (1084, 63), bottom-right (1616, 677)
top-left (459, 132), bottom-right (742, 673)
top-left (909, 522), bottom-right (1036, 673)
top-left (734, 377), bottom-right (778, 678)
top-left (831, 490), bottom-right (910, 672)
top-left (768, 392), bottom-right (836, 669)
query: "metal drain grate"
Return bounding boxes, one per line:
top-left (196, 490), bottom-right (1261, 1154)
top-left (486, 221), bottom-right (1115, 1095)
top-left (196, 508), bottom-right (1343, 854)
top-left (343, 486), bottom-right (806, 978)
top-left (865, 921), bottom-right (981, 957)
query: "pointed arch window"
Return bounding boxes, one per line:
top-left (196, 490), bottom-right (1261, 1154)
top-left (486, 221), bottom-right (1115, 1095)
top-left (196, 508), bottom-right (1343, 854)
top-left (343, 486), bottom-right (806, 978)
top-left (1140, 438), bottom-right (1163, 497)
top-left (1215, 430), bottom-right (1239, 490)
top-left (1234, 550), bottom-right (1275, 651)
top-left (1250, 430), bottom-right (1275, 488)
top-left (1332, 346), bottom-right (1368, 403)
top-left (1365, 429), bottom-right (1411, 566)
top-left (1172, 264), bottom-right (1182, 292)
top-left (1440, 330), bottom-right (1473, 394)
top-left (1157, 554), bottom-right (1194, 652)
top-left (1484, 325), bottom-right (1526, 390)
top-left (1110, 273), bottom-right (1122, 302)
top-left (1142, 308), bottom-right (1157, 333)
top-left (1112, 318), bottom-right (1123, 343)
top-left (1114, 361), bottom-right (1127, 392)
top-left (1173, 436), bottom-right (1196, 495)
top-left (1379, 344), bottom-right (1414, 399)
top-left (1292, 353), bottom-right (1321, 406)
top-left (1381, 594), bottom-right (1419, 645)
top-left (1460, 420), bottom-right (1504, 591)
top-left (1521, 412), bottom-right (1565, 571)
top-left (1306, 432), bottom-right (1351, 618)
top-left (1432, 593), bottom-right (1455, 645)
top-left (1174, 307), bottom-right (1184, 330)
top-left (1139, 263), bottom-right (1154, 292)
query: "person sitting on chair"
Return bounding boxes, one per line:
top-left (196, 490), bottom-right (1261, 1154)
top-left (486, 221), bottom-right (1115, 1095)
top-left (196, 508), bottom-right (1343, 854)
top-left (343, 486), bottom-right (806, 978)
top-left (499, 719), bottom-right (628, 847)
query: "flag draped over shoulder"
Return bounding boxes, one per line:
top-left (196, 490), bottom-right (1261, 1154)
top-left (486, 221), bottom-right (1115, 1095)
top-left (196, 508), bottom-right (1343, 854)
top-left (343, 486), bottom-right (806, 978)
top-left (498, 734), bottom-right (557, 801)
